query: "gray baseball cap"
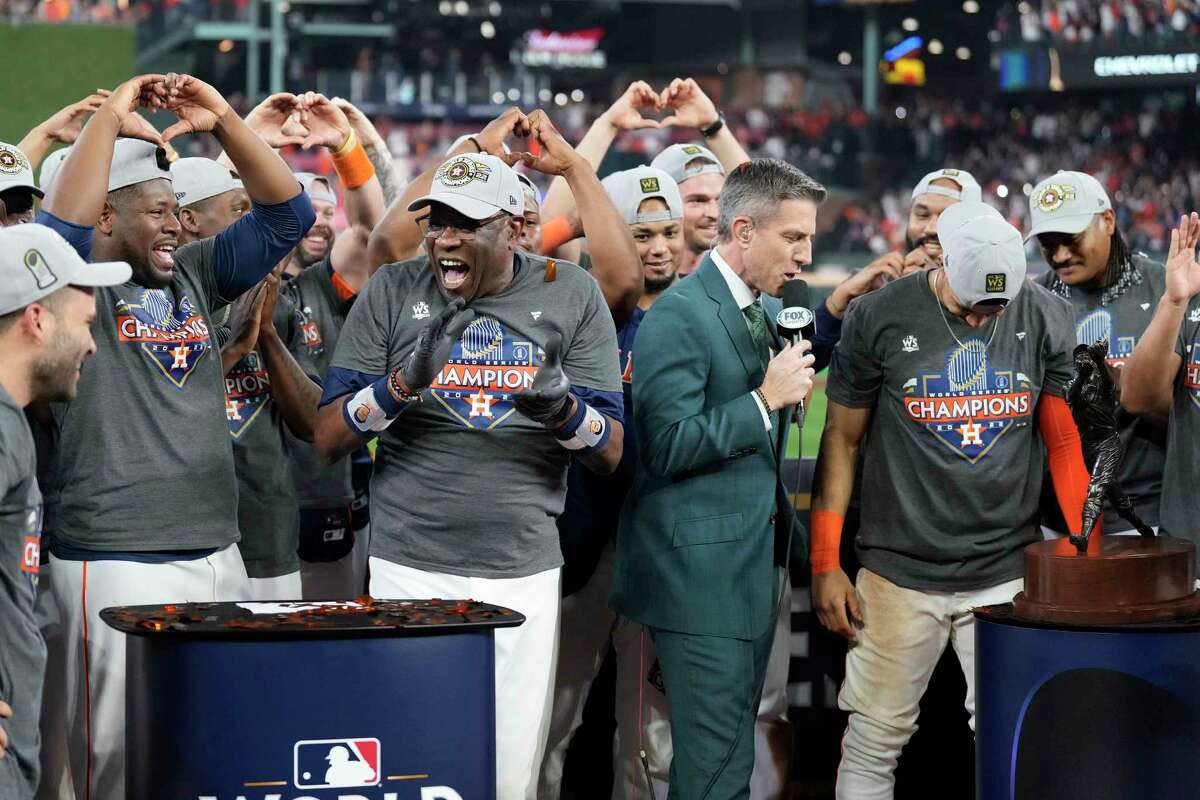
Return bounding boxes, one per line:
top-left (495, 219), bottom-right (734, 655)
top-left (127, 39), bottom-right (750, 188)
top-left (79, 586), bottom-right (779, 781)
top-left (295, 172), bottom-right (338, 207)
top-left (1025, 170), bottom-right (1112, 242)
top-left (601, 166), bottom-right (683, 225)
top-left (911, 168), bottom-right (982, 204)
top-left (0, 223), bottom-right (131, 315)
top-left (170, 158), bottom-right (244, 208)
top-left (0, 143), bottom-right (42, 198)
top-left (107, 139), bottom-right (172, 193)
top-left (939, 200), bottom-right (1025, 307)
top-left (408, 153), bottom-right (523, 220)
top-left (651, 143), bottom-right (724, 186)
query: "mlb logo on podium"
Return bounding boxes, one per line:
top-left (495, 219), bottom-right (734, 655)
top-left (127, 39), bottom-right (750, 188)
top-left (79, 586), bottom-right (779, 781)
top-left (294, 738), bottom-right (381, 789)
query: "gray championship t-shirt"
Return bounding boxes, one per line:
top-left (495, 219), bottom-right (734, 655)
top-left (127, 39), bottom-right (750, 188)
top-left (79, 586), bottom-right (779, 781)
top-left (220, 295), bottom-right (303, 578)
top-left (47, 238), bottom-right (240, 551)
top-left (827, 271), bottom-right (1076, 591)
top-left (0, 385), bottom-right (46, 798)
top-left (330, 253), bottom-right (621, 578)
top-left (1159, 297), bottom-right (1200, 561)
top-left (1035, 254), bottom-right (1167, 530)
top-left (282, 260), bottom-right (354, 510)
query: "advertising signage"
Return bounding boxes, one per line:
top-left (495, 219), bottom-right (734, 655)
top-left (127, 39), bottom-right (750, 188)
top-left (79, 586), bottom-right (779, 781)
top-left (998, 43), bottom-right (1200, 91)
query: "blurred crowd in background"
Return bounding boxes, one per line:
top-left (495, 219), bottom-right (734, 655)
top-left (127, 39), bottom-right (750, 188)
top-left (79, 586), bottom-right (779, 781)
top-left (994, 0), bottom-right (1200, 45)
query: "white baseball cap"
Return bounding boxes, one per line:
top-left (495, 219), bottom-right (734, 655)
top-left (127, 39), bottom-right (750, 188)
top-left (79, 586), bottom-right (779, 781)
top-left (0, 143), bottom-right (42, 198)
top-left (911, 168), bottom-right (983, 204)
top-left (408, 153), bottom-right (523, 220)
top-left (1025, 170), bottom-right (1112, 242)
top-left (0, 224), bottom-right (131, 315)
top-left (107, 139), bottom-right (172, 193)
top-left (296, 172), bottom-right (337, 207)
top-left (650, 143), bottom-right (725, 186)
top-left (170, 158), bottom-right (243, 208)
top-left (516, 172), bottom-right (540, 206)
top-left (601, 166), bottom-right (683, 225)
top-left (939, 200), bottom-right (1025, 308)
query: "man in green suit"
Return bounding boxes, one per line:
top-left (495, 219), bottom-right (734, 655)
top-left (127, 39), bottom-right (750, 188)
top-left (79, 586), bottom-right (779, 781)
top-left (611, 159), bottom-right (824, 798)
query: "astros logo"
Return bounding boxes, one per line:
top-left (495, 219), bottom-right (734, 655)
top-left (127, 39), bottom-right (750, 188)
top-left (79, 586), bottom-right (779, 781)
top-left (1035, 183), bottom-right (1077, 213)
top-left (115, 289), bottom-right (211, 388)
top-left (0, 147), bottom-right (27, 175)
top-left (437, 157), bottom-right (491, 188)
top-left (430, 315), bottom-right (540, 429)
top-left (225, 351), bottom-right (272, 438)
top-left (1076, 309), bottom-right (1136, 367)
top-left (902, 339), bottom-right (1033, 463)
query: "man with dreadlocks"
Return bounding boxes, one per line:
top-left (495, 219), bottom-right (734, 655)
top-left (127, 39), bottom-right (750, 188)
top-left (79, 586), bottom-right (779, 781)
top-left (1028, 170), bottom-right (1167, 536)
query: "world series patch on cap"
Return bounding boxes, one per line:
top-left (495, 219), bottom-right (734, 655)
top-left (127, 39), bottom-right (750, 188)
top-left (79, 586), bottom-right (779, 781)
top-left (650, 142), bottom-right (725, 185)
top-left (602, 166), bottom-right (683, 226)
top-left (0, 142), bottom-right (43, 198)
top-left (938, 200), bottom-right (1026, 308)
top-left (0, 224), bottom-right (131, 315)
top-left (1024, 170), bottom-right (1112, 242)
top-left (408, 152), bottom-right (523, 220)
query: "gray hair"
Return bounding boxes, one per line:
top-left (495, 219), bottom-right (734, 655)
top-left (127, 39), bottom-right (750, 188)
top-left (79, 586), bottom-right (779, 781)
top-left (716, 159), bottom-right (826, 242)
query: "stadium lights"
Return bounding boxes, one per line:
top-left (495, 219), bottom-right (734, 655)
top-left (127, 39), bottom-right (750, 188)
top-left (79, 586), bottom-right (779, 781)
top-left (902, 17), bottom-right (919, 32)
top-left (928, 39), bottom-right (943, 55)
top-left (538, 88), bottom-right (552, 102)
top-left (997, 184), bottom-right (1009, 198)
top-left (480, 20), bottom-right (495, 38)
top-left (507, 87), bottom-right (520, 101)
top-left (895, 106), bottom-right (907, 120)
top-left (963, 0), bottom-right (980, 13)
top-left (488, 1), bottom-right (501, 15)
top-left (838, 51), bottom-right (852, 65)
top-left (554, 92), bottom-right (568, 106)
top-left (492, 91), bottom-right (505, 104)
top-left (438, 0), bottom-right (451, 14)
top-left (570, 89), bottom-right (584, 102)
top-left (956, 46), bottom-right (971, 60)
top-left (883, 36), bottom-right (922, 62)
top-left (1022, 183), bottom-right (1033, 196)
top-left (218, 38), bottom-right (234, 53)
top-left (454, 0), bottom-right (468, 15)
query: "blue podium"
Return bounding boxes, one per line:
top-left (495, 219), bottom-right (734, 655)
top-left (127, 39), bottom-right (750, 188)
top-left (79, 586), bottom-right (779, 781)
top-left (101, 599), bottom-right (524, 800)
top-left (975, 604), bottom-right (1200, 800)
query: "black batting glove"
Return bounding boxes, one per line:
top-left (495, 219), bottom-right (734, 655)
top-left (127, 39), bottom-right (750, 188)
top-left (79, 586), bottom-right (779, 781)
top-left (514, 331), bottom-right (572, 426)
top-left (400, 297), bottom-right (475, 391)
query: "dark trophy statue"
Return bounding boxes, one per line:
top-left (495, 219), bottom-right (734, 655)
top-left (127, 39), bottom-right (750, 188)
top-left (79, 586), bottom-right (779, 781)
top-left (1063, 339), bottom-right (1156, 552)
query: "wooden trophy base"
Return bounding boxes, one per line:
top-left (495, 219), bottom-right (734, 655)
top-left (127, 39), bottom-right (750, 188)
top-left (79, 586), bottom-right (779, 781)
top-left (1012, 536), bottom-right (1200, 625)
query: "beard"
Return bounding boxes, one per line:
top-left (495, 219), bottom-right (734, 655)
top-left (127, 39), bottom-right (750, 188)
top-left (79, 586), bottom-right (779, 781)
top-left (644, 274), bottom-right (676, 294)
top-left (31, 337), bottom-right (86, 402)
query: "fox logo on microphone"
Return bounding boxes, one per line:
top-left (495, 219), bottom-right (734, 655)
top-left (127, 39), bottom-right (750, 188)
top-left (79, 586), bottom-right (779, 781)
top-left (777, 306), bottom-right (814, 331)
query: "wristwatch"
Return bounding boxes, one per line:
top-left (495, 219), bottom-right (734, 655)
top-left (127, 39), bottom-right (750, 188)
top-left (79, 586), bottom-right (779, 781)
top-left (700, 112), bottom-right (725, 138)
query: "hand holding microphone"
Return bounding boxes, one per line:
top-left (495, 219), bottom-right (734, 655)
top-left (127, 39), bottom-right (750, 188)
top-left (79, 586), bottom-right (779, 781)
top-left (761, 278), bottom-right (817, 411)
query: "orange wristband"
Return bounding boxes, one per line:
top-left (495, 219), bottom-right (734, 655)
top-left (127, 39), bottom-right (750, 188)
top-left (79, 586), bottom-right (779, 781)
top-left (539, 216), bottom-right (575, 255)
top-left (810, 509), bottom-right (845, 575)
top-left (332, 139), bottom-right (375, 190)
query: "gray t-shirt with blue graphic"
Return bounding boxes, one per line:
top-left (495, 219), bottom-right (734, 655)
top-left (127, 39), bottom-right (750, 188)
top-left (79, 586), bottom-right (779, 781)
top-left (330, 253), bottom-right (621, 578)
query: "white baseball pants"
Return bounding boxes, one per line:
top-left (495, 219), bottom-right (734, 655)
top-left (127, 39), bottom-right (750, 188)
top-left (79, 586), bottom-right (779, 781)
top-left (368, 557), bottom-right (560, 800)
top-left (48, 544), bottom-right (249, 800)
top-left (835, 568), bottom-right (1022, 800)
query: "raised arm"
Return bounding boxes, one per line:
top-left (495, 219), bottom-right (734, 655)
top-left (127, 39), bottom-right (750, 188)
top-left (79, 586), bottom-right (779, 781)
top-left (508, 110), bottom-right (642, 326)
top-left (367, 107), bottom-right (528, 270)
top-left (809, 400), bottom-right (871, 640)
top-left (255, 271), bottom-right (323, 442)
top-left (1123, 213), bottom-right (1200, 420)
top-left (659, 78), bottom-right (749, 172)
top-left (540, 81), bottom-right (661, 224)
top-left (295, 93), bottom-right (386, 289)
top-left (41, 74), bottom-right (167, 226)
top-left (332, 97), bottom-right (403, 207)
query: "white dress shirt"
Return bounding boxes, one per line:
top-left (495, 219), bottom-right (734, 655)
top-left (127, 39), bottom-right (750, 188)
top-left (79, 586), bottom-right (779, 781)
top-left (710, 249), bottom-right (773, 430)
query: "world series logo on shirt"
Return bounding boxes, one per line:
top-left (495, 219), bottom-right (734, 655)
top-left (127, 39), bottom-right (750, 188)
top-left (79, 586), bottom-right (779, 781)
top-left (429, 315), bottom-right (540, 429)
top-left (902, 338), bottom-right (1033, 463)
top-left (115, 289), bottom-right (211, 388)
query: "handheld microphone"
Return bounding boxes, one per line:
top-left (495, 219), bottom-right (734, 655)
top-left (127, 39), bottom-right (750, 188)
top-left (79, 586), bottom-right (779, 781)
top-left (778, 279), bottom-right (815, 345)
top-left (777, 279), bottom-right (815, 411)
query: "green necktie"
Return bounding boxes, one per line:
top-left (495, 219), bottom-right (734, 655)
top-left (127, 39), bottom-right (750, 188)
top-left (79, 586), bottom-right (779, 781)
top-left (743, 300), bottom-right (770, 367)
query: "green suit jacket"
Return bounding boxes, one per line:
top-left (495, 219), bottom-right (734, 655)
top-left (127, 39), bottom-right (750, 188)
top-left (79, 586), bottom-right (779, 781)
top-left (610, 254), bottom-right (807, 640)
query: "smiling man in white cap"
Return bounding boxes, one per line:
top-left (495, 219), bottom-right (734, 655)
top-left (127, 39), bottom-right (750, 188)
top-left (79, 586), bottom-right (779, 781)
top-left (1027, 170), bottom-right (1167, 537)
top-left (811, 199), bottom-right (1091, 798)
top-left (651, 142), bottom-right (726, 276)
top-left (314, 110), bottom-right (625, 800)
top-left (0, 224), bottom-right (129, 800)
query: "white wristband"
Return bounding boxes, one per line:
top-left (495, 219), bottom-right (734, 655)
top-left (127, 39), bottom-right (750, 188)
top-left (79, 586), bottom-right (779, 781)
top-left (556, 403), bottom-right (609, 451)
top-left (344, 385), bottom-right (398, 433)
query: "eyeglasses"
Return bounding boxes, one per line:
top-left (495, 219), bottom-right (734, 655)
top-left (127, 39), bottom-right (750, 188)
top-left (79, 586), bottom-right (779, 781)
top-left (418, 211), bottom-right (509, 241)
